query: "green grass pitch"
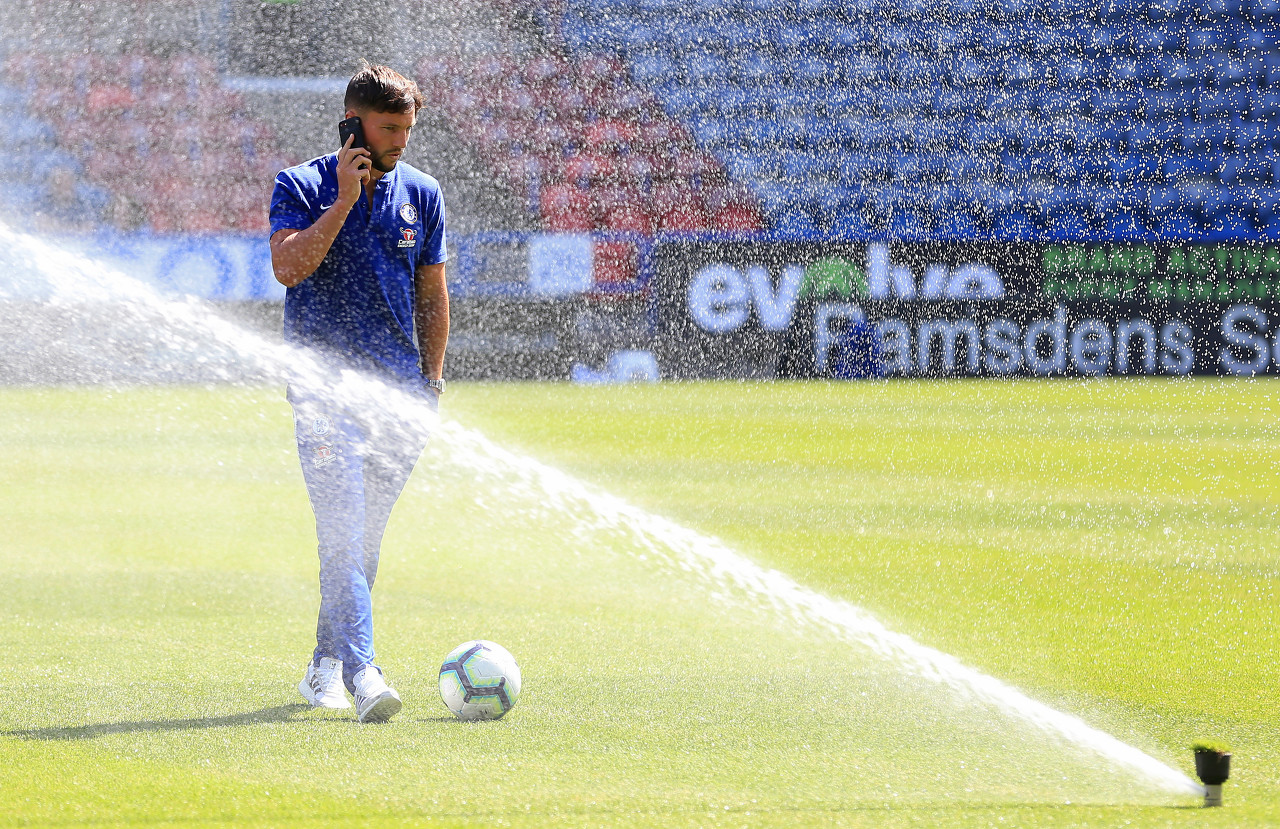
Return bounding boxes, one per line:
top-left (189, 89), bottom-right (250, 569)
top-left (1, 379), bottom-right (1276, 827)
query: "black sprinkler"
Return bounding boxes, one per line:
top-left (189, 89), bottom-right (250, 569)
top-left (1192, 743), bottom-right (1231, 807)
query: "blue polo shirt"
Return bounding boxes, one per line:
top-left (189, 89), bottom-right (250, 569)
top-left (269, 153), bottom-right (447, 386)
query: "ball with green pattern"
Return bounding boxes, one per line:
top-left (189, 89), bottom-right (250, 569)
top-left (438, 640), bottom-right (522, 720)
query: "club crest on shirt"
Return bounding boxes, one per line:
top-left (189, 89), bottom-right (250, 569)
top-left (311, 415), bottom-right (331, 436)
top-left (398, 227), bottom-right (417, 248)
top-left (399, 203), bottom-right (417, 224)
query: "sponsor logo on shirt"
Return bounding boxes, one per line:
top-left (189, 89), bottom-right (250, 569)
top-left (399, 228), bottom-right (417, 248)
top-left (313, 444), bottom-right (337, 468)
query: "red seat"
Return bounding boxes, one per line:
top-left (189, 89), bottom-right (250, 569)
top-left (649, 182), bottom-right (686, 214)
top-left (592, 241), bottom-right (639, 286)
top-left (658, 203), bottom-right (711, 232)
top-left (712, 202), bottom-right (763, 232)
top-left (602, 203), bottom-right (654, 234)
top-left (564, 151), bottom-right (615, 184)
top-left (540, 182), bottom-right (595, 231)
top-left (544, 205), bottom-right (595, 232)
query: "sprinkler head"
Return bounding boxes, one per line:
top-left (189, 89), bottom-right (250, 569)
top-left (1192, 748), bottom-right (1231, 807)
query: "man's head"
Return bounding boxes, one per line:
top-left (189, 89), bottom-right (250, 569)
top-left (344, 62), bottom-right (424, 174)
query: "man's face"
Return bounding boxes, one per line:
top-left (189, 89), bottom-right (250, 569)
top-left (350, 107), bottom-right (416, 174)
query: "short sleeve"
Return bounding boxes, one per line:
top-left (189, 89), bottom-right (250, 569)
top-left (420, 186), bottom-right (447, 266)
top-left (269, 171), bottom-right (312, 238)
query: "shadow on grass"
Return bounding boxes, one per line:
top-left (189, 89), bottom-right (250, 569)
top-left (3, 703), bottom-right (311, 741)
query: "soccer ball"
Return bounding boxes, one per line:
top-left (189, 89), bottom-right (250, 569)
top-left (438, 640), bottom-right (521, 720)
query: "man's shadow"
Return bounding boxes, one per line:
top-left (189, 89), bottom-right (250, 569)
top-left (4, 704), bottom-right (311, 741)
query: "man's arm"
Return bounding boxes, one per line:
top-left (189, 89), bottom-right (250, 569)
top-left (414, 261), bottom-right (449, 380)
top-left (269, 136), bottom-right (370, 288)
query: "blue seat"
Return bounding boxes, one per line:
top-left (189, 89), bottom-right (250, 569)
top-left (1178, 120), bottom-right (1216, 151)
top-left (1091, 88), bottom-right (1144, 116)
top-left (1045, 208), bottom-right (1093, 241)
top-left (1260, 51), bottom-right (1280, 85)
top-left (1148, 186), bottom-right (1192, 216)
top-left (988, 86), bottom-right (1038, 114)
top-left (1231, 117), bottom-right (1272, 149)
top-left (796, 0), bottom-right (847, 15)
top-left (753, 180), bottom-right (804, 215)
top-left (1156, 210), bottom-right (1204, 240)
top-left (682, 50), bottom-right (730, 83)
top-left (1199, 87), bottom-right (1250, 118)
top-left (837, 153), bottom-right (889, 183)
top-left (885, 208), bottom-right (928, 241)
top-left (1149, 0), bottom-right (1187, 20)
top-left (1110, 153), bottom-right (1162, 183)
top-left (809, 187), bottom-right (851, 216)
top-left (1205, 207), bottom-right (1256, 240)
top-left (933, 90), bottom-right (973, 117)
top-left (879, 88), bottom-right (932, 115)
top-left (1199, 0), bottom-right (1244, 17)
top-left (772, 209), bottom-right (820, 239)
top-left (1258, 210), bottom-right (1280, 239)
top-left (718, 149), bottom-right (764, 179)
top-left (793, 55), bottom-right (840, 85)
top-left (1251, 88), bottom-right (1280, 117)
top-left (629, 51), bottom-right (677, 84)
top-left (830, 24), bottom-right (875, 50)
top-left (1097, 117), bottom-right (1133, 148)
top-left (827, 88), bottom-right (880, 116)
top-left (1165, 154), bottom-right (1221, 180)
top-left (1218, 152), bottom-right (1272, 183)
top-left (827, 211), bottom-right (872, 239)
top-left (769, 149), bottom-right (817, 180)
top-left (1100, 209), bottom-right (1152, 240)
top-left (995, 209), bottom-right (1036, 241)
top-left (1153, 53), bottom-right (1199, 88)
top-left (732, 50), bottom-right (777, 84)
top-left (561, 17), bottom-right (603, 52)
top-left (685, 0), bottom-right (735, 13)
top-left (735, 0), bottom-right (781, 13)
top-left (1189, 24), bottom-right (1239, 53)
top-left (967, 121), bottom-right (1011, 150)
top-left (1102, 0), bottom-right (1147, 19)
top-left (934, 208), bottom-right (980, 241)
top-left (637, 0), bottom-right (684, 14)
top-left (688, 114), bottom-right (730, 146)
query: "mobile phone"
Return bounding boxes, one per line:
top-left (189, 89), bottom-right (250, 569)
top-left (338, 116), bottom-right (366, 150)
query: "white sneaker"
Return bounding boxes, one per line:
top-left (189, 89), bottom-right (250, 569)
top-left (298, 656), bottom-right (351, 709)
top-left (353, 666), bottom-right (402, 723)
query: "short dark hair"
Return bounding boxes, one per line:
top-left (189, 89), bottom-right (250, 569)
top-left (344, 61), bottom-right (423, 114)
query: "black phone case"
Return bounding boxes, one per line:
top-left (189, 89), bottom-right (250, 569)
top-left (338, 116), bottom-right (366, 150)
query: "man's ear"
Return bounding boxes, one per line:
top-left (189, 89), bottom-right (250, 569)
top-left (344, 108), bottom-right (358, 119)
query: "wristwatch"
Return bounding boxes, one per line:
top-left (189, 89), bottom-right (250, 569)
top-left (424, 378), bottom-right (445, 395)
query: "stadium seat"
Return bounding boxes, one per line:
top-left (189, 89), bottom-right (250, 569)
top-left (603, 203), bottom-right (657, 233)
top-left (934, 208), bottom-right (980, 240)
top-left (1218, 152), bottom-right (1272, 183)
top-left (1206, 206), bottom-right (1256, 238)
top-left (1246, 0), bottom-right (1280, 16)
top-left (995, 208), bottom-right (1036, 240)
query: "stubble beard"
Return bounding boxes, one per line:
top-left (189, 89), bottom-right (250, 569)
top-left (371, 151), bottom-right (401, 174)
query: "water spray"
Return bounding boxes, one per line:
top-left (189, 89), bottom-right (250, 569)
top-left (0, 223), bottom-right (1204, 802)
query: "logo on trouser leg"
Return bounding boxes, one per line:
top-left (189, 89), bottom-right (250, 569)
top-left (313, 444), bottom-right (337, 467)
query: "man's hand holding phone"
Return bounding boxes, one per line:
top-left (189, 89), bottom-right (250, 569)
top-left (335, 119), bottom-right (370, 210)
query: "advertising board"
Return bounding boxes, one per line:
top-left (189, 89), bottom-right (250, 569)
top-left (652, 241), bottom-right (1280, 378)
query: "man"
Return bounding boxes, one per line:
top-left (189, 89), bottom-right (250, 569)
top-left (268, 62), bottom-right (448, 723)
